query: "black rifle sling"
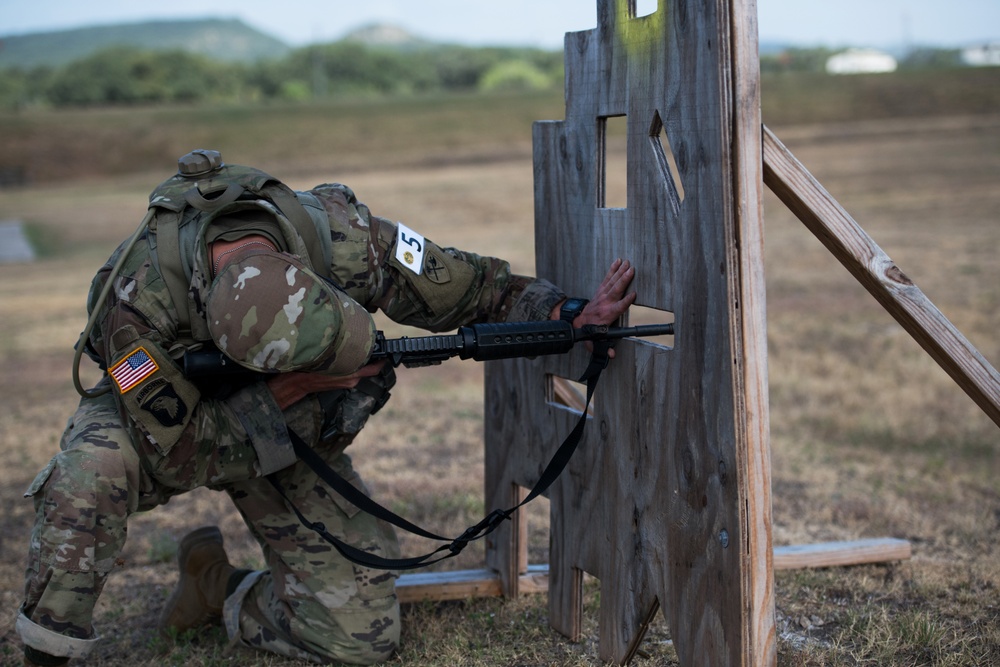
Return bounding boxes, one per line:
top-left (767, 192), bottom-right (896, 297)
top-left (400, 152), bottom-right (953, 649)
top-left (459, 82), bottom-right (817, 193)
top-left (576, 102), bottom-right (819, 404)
top-left (269, 342), bottom-right (611, 571)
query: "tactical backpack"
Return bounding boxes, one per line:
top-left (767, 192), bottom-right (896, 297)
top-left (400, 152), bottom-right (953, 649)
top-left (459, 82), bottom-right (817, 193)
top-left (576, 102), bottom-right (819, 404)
top-left (73, 149), bottom-right (333, 398)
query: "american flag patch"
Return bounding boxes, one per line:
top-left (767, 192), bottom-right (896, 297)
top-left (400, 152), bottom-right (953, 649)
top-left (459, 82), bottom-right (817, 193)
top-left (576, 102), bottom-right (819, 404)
top-left (109, 347), bottom-right (158, 394)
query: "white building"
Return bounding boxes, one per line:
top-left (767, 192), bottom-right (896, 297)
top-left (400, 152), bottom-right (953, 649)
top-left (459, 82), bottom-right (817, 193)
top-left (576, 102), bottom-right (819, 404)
top-left (961, 42), bottom-right (1000, 67)
top-left (825, 48), bottom-right (898, 75)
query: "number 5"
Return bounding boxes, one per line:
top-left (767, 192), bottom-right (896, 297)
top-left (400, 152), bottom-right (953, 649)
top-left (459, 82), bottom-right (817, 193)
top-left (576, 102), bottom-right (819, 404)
top-left (400, 232), bottom-right (422, 252)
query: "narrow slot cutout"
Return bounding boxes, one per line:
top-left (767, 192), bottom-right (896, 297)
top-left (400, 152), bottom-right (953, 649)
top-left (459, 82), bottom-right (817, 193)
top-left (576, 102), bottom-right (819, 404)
top-left (518, 484), bottom-right (551, 569)
top-left (598, 115), bottom-right (628, 209)
top-left (580, 572), bottom-right (602, 639)
top-left (649, 110), bottom-right (685, 215)
top-left (625, 304), bottom-right (675, 348)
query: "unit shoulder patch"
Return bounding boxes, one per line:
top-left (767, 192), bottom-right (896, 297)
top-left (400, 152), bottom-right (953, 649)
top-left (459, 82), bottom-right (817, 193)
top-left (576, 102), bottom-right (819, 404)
top-left (109, 346), bottom-right (158, 394)
top-left (422, 249), bottom-right (453, 284)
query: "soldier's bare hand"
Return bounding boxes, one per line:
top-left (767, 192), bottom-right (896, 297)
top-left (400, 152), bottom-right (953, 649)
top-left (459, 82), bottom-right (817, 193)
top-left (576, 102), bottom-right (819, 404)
top-left (267, 360), bottom-right (388, 409)
top-left (577, 258), bottom-right (636, 328)
top-left (549, 259), bottom-right (637, 359)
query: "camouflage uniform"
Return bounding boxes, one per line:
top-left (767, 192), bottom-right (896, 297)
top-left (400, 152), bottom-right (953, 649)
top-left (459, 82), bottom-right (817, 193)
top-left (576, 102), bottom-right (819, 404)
top-left (19, 176), bottom-right (564, 664)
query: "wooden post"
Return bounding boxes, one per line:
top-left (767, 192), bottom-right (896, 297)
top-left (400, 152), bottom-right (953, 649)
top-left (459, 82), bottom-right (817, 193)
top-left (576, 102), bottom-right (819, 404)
top-left (485, 1), bottom-right (775, 664)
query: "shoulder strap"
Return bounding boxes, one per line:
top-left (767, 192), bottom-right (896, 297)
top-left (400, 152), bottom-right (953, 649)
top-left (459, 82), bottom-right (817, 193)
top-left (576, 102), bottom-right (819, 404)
top-left (153, 209), bottom-right (195, 343)
top-left (260, 183), bottom-right (330, 279)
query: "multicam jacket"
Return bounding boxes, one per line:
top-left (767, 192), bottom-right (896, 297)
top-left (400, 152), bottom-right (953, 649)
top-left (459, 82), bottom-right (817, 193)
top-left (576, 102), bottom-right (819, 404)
top-left (83, 177), bottom-right (565, 489)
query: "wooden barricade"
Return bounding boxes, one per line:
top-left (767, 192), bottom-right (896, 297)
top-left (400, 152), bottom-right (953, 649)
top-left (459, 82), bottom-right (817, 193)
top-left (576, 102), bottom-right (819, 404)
top-left (484, 1), bottom-right (775, 664)
top-left (412, 1), bottom-right (998, 665)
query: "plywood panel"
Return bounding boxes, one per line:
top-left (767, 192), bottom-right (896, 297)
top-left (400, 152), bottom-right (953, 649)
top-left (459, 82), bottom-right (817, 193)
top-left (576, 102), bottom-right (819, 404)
top-left (485, 1), bottom-right (774, 664)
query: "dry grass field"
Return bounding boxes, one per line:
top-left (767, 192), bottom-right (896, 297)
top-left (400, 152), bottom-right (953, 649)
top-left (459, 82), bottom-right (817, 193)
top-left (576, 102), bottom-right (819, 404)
top-left (1, 74), bottom-right (999, 665)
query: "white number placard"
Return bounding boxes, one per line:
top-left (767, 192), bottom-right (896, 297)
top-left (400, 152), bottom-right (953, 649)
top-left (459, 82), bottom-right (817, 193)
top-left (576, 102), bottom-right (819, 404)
top-left (394, 223), bottom-right (425, 275)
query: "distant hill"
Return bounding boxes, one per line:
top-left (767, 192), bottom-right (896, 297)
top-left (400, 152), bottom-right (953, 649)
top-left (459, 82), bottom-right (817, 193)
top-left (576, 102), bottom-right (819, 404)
top-left (341, 23), bottom-right (435, 50)
top-left (0, 18), bottom-right (291, 69)
top-left (340, 23), bottom-right (434, 51)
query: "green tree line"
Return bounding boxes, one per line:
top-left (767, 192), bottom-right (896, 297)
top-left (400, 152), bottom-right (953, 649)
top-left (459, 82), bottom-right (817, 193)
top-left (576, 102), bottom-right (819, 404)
top-left (0, 42), bottom-right (564, 109)
top-left (0, 41), bottom-right (969, 110)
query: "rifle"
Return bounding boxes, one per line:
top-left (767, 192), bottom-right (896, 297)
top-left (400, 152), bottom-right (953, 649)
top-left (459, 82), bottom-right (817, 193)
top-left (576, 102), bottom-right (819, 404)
top-left (181, 317), bottom-right (673, 571)
top-left (183, 319), bottom-right (674, 378)
top-left (371, 319), bottom-right (673, 368)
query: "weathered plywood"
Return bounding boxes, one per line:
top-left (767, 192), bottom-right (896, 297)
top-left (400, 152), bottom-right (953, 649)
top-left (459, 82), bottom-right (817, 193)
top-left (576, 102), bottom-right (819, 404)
top-left (485, 1), bottom-right (774, 664)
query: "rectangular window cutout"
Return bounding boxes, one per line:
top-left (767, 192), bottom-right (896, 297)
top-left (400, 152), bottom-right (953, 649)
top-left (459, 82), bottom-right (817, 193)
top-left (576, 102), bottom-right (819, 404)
top-left (634, 0), bottom-right (658, 18)
top-left (625, 304), bottom-right (675, 348)
top-left (598, 115), bottom-right (628, 209)
top-left (547, 374), bottom-right (595, 415)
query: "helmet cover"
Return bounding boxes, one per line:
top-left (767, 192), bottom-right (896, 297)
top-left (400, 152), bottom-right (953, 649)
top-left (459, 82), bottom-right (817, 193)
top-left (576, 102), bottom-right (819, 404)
top-left (205, 250), bottom-right (374, 375)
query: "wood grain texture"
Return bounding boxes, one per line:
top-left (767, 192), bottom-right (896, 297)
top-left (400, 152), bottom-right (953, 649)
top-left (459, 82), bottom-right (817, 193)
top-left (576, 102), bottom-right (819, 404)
top-left (773, 539), bottom-right (912, 570)
top-left (396, 566), bottom-right (550, 604)
top-left (762, 126), bottom-right (1000, 427)
top-left (728, 1), bottom-right (776, 664)
top-left (485, 1), bottom-right (775, 664)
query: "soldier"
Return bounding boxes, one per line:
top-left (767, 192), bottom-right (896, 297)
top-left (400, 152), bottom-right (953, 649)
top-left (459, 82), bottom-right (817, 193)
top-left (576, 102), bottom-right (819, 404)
top-left (18, 151), bottom-right (636, 666)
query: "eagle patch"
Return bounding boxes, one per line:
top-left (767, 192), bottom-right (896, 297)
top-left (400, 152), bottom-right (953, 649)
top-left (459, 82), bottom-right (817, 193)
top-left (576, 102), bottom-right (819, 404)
top-left (136, 379), bottom-right (188, 428)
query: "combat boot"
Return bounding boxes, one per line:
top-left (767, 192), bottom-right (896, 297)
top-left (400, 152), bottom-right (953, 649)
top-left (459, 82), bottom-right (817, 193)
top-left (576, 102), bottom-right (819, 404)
top-left (159, 526), bottom-right (237, 636)
top-left (22, 646), bottom-right (68, 666)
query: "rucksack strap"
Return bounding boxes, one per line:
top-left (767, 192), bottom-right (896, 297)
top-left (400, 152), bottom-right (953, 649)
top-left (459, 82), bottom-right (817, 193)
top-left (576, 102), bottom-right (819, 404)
top-left (262, 184), bottom-right (331, 280)
top-left (154, 208), bottom-right (195, 343)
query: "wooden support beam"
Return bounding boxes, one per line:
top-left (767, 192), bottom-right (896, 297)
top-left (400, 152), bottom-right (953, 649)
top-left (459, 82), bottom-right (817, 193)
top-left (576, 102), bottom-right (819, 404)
top-left (773, 538), bottom-right (912, 570)
top-left (762, 125), bottom-right (1000, 428)
top-left (397, 565), bottom-right (549, 604)
top-left (397, 539), bottom-right (910, 603)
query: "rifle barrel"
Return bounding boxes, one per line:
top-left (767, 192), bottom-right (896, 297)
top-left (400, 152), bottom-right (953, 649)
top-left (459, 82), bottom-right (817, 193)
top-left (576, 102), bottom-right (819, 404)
top-left (578, 322), bottom-right (674, 339)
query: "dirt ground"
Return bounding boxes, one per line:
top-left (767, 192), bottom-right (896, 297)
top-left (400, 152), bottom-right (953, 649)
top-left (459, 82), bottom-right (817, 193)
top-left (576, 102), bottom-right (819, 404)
top-left (0, 111), bottom-right (998, 665)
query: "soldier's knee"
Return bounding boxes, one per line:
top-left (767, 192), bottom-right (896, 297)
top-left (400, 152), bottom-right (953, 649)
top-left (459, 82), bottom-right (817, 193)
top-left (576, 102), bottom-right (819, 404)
top-left (58, 445), bottom-right (130, 496)
top-left (301, 598), bottom-right (400, 665)
top-left (28, 443), bottom-right (137, 528)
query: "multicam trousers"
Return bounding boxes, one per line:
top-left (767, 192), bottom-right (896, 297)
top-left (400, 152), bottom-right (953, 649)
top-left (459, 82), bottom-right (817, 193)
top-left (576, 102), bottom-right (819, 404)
top-left (19, 384), bottom-right (401, 665)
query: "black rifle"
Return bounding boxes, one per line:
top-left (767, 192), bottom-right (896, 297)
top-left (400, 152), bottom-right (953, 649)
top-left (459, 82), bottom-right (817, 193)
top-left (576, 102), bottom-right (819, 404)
top-left (370, 319), bottom-right (673, 368)
top-left (181, 317), bottom-right (673, 571)
top-left (183, 319), bottom-right (674, 378)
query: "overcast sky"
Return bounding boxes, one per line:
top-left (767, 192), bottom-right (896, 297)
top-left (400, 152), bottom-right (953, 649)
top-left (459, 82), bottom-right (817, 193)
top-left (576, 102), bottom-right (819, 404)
top-left (1, 0), bottom-right (997, 49)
